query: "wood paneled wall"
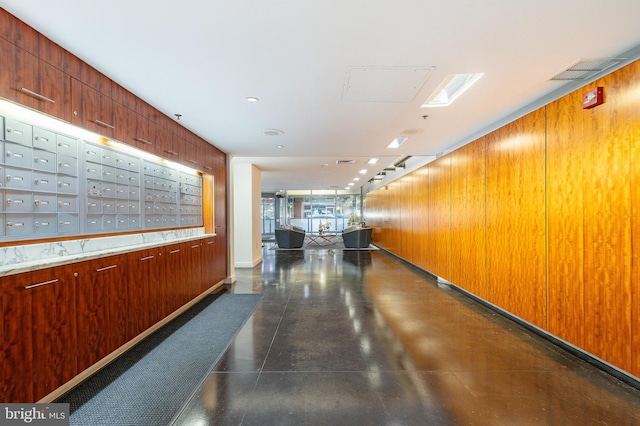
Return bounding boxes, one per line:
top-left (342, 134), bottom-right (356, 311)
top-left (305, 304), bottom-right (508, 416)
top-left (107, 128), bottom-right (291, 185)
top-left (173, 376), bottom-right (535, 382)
top-left (365, 58), bottom-right (640, 378)
top-left (450, 138), bottom-right (486, 298)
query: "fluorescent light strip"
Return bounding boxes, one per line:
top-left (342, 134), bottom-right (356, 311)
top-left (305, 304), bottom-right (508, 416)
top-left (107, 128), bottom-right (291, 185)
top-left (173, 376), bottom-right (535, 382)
top-left (422, 73), bottom-right (483, 108)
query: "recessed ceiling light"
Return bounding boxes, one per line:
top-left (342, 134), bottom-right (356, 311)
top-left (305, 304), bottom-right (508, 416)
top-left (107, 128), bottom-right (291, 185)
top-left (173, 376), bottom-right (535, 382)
top-left (348, 182), bottom-right (355, 186)
top-left (276, 145), bottom-right (284, 148)
top-left (359, 169), bottom-right (368, 174)
top-left (246, 97), bottom-right (259, 102)
top-left (421, 73), bottom-right (483, 107)
top-left (368, 158), bottom-right (379, 165)
top-left (353, 177), bottom-right (360, 181)
top-left (387, 136), bottom-right (408, 149)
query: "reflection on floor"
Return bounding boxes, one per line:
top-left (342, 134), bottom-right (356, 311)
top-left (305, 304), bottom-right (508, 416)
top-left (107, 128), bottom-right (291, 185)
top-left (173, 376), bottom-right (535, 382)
top-left (174, 245), bottom-right (640, 425)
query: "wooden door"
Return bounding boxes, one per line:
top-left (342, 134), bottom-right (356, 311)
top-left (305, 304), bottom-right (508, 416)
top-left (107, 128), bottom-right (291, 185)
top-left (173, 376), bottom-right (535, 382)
top-left (27, 266), bottom-right (78, 401)
top-left (75, 255), bottom-right (126, 371)
top-left (0, 273), bottom-right (32, 402)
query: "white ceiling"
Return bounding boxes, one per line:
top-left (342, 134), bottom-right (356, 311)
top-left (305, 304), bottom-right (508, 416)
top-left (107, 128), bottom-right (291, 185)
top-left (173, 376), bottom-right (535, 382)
top-left (2, 1), bottom-right (640, 191)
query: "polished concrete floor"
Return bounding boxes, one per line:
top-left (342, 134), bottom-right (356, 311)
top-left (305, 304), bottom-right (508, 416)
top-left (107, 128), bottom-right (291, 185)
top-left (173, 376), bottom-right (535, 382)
top-left (173, 246), bottom-right (640, 425)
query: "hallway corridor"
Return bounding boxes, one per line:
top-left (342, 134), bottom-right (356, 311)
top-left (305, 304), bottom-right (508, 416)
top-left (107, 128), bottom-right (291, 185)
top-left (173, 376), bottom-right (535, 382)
top-left (174, 247), bottom-right (640, 425)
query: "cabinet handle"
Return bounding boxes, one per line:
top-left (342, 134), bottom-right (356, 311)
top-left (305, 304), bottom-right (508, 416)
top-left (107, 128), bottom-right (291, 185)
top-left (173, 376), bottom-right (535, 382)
top-left (93, 119), bottom-right (115, 129)
top-left (203, 166), bottom-right (212, 170)
top-left (95, 264), bottom-right (118, 272)
top-left (169, 249), bottom-right (180, 254)
top-left (188, 160), bottom-right (197, 164)
top-left (165, 150), bottom-right (178, 156)
top-left (207, 241), bottom-right (214, 245)
top-left (139, 255), bottom-right (154, 261)
top-left (20, 87), bottom-right (56, 104)
top-left (191, 245), bottom-right (200, 249)
top-left (25, 278), bottom-right (59, 289)
top-left (135, 137), bottom-right (153, 145)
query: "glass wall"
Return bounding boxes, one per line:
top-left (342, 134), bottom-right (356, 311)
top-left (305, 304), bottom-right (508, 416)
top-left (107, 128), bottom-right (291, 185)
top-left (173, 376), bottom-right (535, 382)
top-left (286, 189), bottom-right (361, 233)
top-left (261, 194), bottom-right (275, 235)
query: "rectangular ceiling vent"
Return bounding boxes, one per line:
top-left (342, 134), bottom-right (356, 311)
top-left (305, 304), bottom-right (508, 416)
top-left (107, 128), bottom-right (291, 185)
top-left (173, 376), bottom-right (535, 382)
top-left (550, 58), bottom-right (625, 81)
top-left (336, 160), bottom-right (356, 165)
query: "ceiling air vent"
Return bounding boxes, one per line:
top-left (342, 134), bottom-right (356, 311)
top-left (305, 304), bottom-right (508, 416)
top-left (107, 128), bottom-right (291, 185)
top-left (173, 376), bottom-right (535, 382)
top-left (550, 58), bottom-right (625, 81)
top-left (336, 160), bottom-right (356, 165)
top-left (263, 128), bottom-right (284, 136)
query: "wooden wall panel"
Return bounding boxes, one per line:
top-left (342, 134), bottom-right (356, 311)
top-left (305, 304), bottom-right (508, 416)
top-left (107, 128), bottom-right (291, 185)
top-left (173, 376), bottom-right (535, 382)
top-left (411, 166), bottom-right (430, 270)
top-left (450, 137), bottom-right (487, 298)
top-left (546, 90), bottom-right (586, 348)
top-left (579, 65), bottom-right (636, 373)
top-left (398, 175), bottom-right (414, 262)
top-left (485, 110), bottom-right (546, 328)
top-left (427, 156), bottom-right (451, 280)
top-left (631, 66), bottom-right (640, 376)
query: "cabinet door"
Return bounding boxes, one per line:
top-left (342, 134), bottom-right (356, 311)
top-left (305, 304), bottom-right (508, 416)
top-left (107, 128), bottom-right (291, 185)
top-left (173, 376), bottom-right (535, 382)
top-left (75, 255), bottom-right (126, 372)
top-left (26, 266), bottom-right (77, 401)
top-left (126, 248), bottom-right (162, 339)
top-left (163, 243), bottom-right (185, 312)
top-left (125, 109), bottom-right (157, 153)
top-left (186, 241), bottom-right (204, 299)
top-left (71, 79), bottom-right (117, 139)
top-left (1, 273), bottom-right (33, 402)
top-left (202, 237), bottom-right (218, 291)
top-left (0, 39), bottom-right (71, 122)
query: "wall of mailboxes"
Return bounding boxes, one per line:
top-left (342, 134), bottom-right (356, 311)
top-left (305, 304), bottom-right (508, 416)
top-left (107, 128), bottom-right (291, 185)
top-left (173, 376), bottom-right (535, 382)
top-left (0, 113), bottom-right (203, 240)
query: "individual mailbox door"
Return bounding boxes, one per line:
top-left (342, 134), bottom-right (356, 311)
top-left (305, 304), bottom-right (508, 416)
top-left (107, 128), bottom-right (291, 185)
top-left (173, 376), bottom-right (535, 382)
top-left (58, 213), bottom-right (78, 234)
top-left (34, 214), bottom-right (57, 234)
top-left (128, 215), bottom-right (141, 229)
top-left (33, 193), bottom-right (57, 213)
top-left (116, 201), bottom-right (128, 214)
top-left (85, 164), bottom-right (101, 180)
top-left (128, 201), bottom-right (140, 214)
top-left (86, 215), bottom-right (102, 232)
top-left (116, 215), bottom-right (128, 230)
top-left (85, 145), bottom-right (101, 163)
top-left (4, 168), bottom-right (31, 190)
top-left (5, 214), bottom-right (33, 236)
top-left (115, 170), bottom-right (128, 185)
top-left (57, 155), bottom-right (77, 176)
top-left (102, 214), bottom-right (116, 231)
top-left (4, 118), bottom-right (33, 146)
top-left (33, 171), bottom-right (57, 192)
top-left (5, 190), bottom-right (32, 212)
top-left (102, 199), bottom-right (116, 214)
top-left (127, 171), bottom-right (140, 187)
top-left (100, 149), bottom-right (116, 167)
top-left (87, 197), bottom-right (101, 214)
top-left (57, 195), bottom-right (77, 213)
top-left (57, 176), bottom-right (77, 194)
top-left (4, 143), bottom-right (33, 168)
top-left (101, 182), bottom-right (116, 199)
top-left (32, 128), bottom-right (56, 152)
top-left (101, 165), bottom-right (116, 182)
top-left (56, 135), bottom-right (78, 157)
top-left (32, 149), bottom-right (57, 173)
top-left (115, 184), bottom-right (128, 199)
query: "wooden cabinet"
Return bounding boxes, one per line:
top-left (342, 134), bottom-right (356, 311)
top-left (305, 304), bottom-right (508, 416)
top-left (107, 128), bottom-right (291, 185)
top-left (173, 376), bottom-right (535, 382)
top-left (71, 79), bottom-right (120, 139)
top-left (0, 38), bottom-right (71, 122)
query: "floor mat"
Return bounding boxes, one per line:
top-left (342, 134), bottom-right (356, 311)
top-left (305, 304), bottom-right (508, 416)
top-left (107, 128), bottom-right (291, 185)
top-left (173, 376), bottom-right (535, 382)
top-left (57, 293), bottom-right (263, 426)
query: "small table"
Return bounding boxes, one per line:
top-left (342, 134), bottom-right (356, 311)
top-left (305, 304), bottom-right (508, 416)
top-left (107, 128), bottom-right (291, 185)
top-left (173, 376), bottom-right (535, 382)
top-left (307, 232), bottom-right (339, 246)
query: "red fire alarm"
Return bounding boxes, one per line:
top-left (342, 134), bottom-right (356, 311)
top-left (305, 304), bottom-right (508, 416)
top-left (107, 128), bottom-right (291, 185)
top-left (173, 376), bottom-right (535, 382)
top-left (582, 87), bottom-right (604, 109)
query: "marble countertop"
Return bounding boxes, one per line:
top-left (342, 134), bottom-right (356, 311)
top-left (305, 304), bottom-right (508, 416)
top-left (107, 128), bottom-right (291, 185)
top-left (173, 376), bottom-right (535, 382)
top-left (0, 228), bottom-right (217, 277)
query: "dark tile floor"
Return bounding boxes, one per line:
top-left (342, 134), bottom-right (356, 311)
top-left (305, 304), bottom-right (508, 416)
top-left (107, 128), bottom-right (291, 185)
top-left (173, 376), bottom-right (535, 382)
top-left (173, 246), bottom-right (640, 425)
